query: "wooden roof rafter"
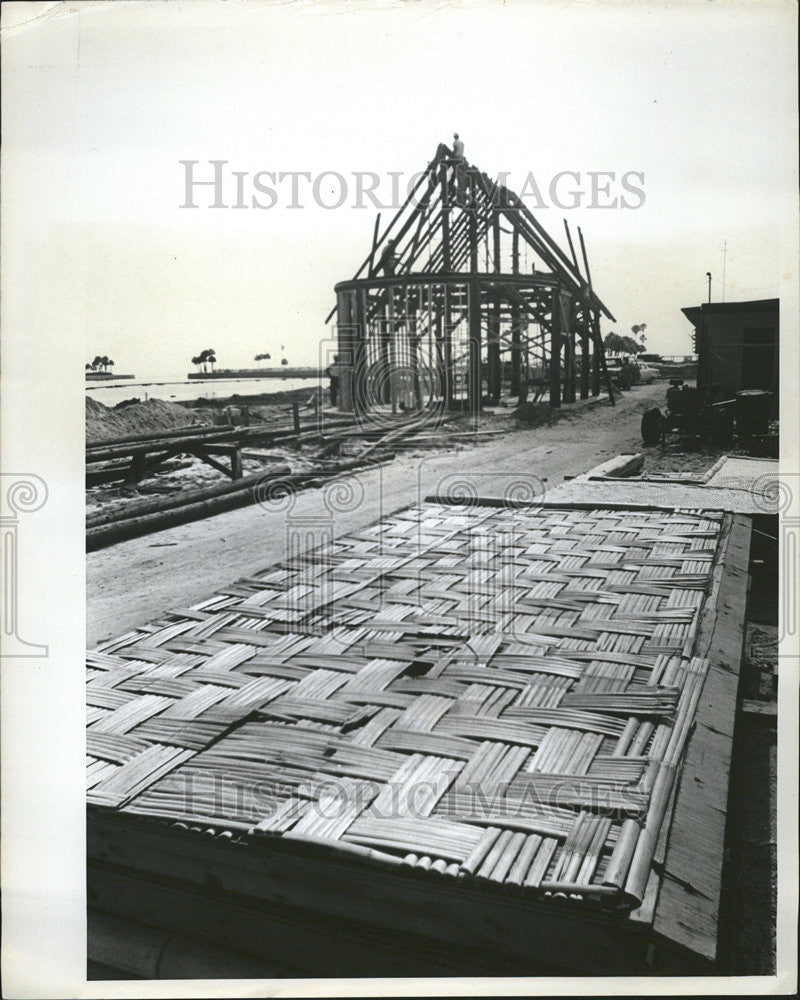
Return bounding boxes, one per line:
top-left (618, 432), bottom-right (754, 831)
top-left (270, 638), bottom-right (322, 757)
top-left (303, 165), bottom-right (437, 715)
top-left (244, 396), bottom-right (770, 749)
top-left (328, 142), bottom-right (615, 326)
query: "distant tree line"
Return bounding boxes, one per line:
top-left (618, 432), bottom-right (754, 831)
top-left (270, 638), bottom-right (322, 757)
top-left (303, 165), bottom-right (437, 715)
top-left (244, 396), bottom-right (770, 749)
top-left (255, 348), bottom-right (289, 366)
top-left (604, 324), bottom-right (647, 356)
top-left (191, 349), bottom-right (217, 372)
top-left (86, 355), bottom-right (114, 372)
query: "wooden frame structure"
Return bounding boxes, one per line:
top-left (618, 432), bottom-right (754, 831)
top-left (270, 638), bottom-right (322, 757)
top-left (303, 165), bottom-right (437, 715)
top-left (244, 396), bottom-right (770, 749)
top-left (329, 142), bottom-right (616, 416)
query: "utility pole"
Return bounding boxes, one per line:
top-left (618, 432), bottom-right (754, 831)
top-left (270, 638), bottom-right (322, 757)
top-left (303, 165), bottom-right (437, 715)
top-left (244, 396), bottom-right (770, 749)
top-left (721, 240), bottom-right (727, 302)
top-left (706, 272), bottom-right (712, 303)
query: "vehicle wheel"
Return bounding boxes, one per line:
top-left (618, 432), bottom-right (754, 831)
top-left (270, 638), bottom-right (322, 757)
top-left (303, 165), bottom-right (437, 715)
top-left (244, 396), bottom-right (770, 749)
top-left (710, 408), bottom-right (735, 446)
top-left (641, 407), bottom-right (663, 446)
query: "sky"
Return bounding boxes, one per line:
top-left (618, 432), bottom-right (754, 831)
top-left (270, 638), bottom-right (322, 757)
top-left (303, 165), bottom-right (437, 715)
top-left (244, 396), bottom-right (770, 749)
top-left (3, 0), bottom-right (797, 377)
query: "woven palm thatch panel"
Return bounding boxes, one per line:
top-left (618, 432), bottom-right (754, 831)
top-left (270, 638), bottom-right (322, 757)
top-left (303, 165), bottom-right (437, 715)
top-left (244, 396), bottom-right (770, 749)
top-left (545, 477), bottom-right (775, 514)
top-left (87, 503), bottom-right (725, 907)
top-left (703, 456), bottom-right (779, 507)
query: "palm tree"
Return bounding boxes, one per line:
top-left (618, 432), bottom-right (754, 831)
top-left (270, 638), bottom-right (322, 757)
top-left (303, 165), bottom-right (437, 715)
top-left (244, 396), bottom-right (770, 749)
top-left (207, 350), bottom-right (217, 372)
top-left (621, 336), bottom-right (641, 355)
top-left (603, 333), bottom-right (626, 356)
top-left (100, 355), bottom-right (110, 372)
top-left (92, 355), bottom-right (102, 371)
top-left (85, 362), bottom-right (92, 371)
top-left (108, 359), bottom-right (115, 373)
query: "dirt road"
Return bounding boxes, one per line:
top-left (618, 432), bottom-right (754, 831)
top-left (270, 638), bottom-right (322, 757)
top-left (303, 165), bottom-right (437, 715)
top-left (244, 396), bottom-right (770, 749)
top-left (88, 383), bottom-right (665, 645)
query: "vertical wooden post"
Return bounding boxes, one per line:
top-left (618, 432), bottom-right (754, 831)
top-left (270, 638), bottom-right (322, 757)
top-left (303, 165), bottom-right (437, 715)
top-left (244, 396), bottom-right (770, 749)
top-left (469, 176), bottom-right (479, 273)
top-left (511, 301), bottom-right (521, 395)
top-left (468, 278), bottom-right (482, 417)
top-left (569, 326), bottom-right (578, 403)
top-left (549, 287), bottom-right (562, 408)
top-left (353, 287), bottom-right (366, 417)
top-left (580, 321), bottom-right (590, 400)
top-left (512, 223), bottom-right (520, 275)
top-left (591, 311), bottom-right (601, 397)
top-left (440, 161), bottom-right (451, 272)
top-left (386, 284), bottom-right (397, 413)
top-left (291, 402), bottom-right (301, 442)
top-left (488, 297), bottom-right (501, 403)
top-left (563, 297), bottom-right (576, 404)
top-left (408, 292), bottom-right (422, 411)
top-left (433, 293), bottom-right (445, 404)
top-left (443, 284), bottom-right (453, 409)
top-left (127, 454), bottom-right (146, 484)
top-left (337, 290), bottom-right (354, 412)
top-left (231, 445), bottom-right (243, 481)
top-left (489, 208), bottom-right (502, 402)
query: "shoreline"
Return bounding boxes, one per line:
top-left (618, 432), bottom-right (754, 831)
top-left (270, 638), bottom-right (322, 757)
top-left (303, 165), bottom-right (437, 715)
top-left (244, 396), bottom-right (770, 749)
top-left (178, 384), bottom-right (324, 409)
top-left (186, 368), bottom-right (322, 380)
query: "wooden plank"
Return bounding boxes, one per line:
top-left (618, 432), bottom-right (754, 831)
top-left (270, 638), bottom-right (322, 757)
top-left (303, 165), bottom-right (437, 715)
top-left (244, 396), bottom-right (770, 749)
top-left (87, 423), bottom-right (233, 450)
top-left (87, 430), bottom-right (243, 463)
top-left (652, 514), bottom-right (752, 968)
top-left (186, 447), bottom-right (235, 480)
top-left (88, 867), bottom-right (569, 978)
top-left (583, 453), bottom-right (645, 480)
top-left (740, 699), bottom-right (777, 721)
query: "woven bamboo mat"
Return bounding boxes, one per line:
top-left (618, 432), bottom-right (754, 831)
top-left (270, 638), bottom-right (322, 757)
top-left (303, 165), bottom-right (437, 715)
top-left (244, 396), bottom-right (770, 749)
top-left (87, 502), bottom-right (727, 908)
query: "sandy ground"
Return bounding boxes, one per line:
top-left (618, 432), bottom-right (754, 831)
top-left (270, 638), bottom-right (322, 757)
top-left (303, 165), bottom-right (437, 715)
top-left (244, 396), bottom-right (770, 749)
top-left (86, 452), bottom-right (304, 517)
top-left (86, 386), bottom-right (323, 441)
top-left (87, 382), bottom-right (684, 645)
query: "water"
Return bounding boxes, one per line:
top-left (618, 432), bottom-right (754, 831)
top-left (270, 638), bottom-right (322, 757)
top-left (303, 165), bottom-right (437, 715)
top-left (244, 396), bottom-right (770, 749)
top-left (86, 375), bottom-right (323, 407)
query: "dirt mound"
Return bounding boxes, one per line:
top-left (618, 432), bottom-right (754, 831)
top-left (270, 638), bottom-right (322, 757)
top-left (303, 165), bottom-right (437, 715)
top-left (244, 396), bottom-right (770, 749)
top-left (86, 396), bottom-right (207, 443)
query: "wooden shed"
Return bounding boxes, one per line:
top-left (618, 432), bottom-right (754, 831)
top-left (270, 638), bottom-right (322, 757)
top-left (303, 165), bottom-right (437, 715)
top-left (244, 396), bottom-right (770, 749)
top-left (682, 298), bottom-right (779, 402)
